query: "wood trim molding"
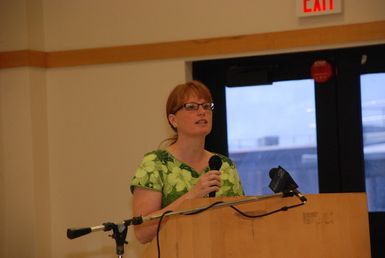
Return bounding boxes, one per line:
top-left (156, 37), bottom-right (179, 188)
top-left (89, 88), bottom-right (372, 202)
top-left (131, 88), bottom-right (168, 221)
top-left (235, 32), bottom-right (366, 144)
top-left (1, 20), bottom-right (385, 69)
top-left (0, 50), bottom-right (46, 68)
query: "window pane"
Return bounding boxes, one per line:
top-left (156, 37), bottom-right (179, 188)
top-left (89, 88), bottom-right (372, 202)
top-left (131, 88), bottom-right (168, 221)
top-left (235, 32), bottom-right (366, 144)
top-left (226, 80), bottom-right (319, 196)
top-left (361, 73), bottom-right (385, 212)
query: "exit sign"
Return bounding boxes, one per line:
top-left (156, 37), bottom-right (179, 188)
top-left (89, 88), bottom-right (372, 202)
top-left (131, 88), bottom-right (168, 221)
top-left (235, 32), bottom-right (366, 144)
top-left (297, 0), bottom-right (343, 17)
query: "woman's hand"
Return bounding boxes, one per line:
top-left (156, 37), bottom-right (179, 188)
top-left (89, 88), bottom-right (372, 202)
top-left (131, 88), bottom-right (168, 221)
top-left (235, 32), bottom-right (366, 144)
top-left (187, 170), bottom-right (221, 199)
top-left (132, 169), bottom-right (221, 244)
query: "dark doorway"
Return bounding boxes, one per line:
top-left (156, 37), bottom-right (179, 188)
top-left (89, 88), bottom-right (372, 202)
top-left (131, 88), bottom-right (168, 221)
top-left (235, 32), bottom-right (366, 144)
top-left (193, 44), bottom-right (385, 258)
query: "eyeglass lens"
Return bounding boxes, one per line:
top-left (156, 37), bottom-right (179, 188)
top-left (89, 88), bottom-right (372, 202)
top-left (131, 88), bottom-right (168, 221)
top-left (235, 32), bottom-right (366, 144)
top-left (184, 103), bottom-right (213, 111)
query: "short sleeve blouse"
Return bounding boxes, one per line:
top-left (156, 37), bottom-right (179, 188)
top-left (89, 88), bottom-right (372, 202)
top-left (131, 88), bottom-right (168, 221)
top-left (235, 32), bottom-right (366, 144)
top-left (130, 150), bottom-right (244, 208)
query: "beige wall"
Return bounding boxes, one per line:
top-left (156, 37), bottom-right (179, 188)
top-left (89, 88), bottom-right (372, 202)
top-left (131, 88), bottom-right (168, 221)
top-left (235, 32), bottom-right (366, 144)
top-left (1, 1), bottom-right (385, 258)
top-left (47, 61), bottom-right (186, 258)
top-left (36, 0), bottom-right (385, 51)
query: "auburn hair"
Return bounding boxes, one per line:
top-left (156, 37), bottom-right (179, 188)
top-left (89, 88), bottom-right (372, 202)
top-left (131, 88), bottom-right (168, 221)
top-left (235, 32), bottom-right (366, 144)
top-left (161, 80), bottom-right (213, 147)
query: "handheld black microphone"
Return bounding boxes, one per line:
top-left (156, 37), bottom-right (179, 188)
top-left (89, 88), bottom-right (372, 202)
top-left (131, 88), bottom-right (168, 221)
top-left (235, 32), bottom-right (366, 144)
top-left (269, 166), bottom-right (307, 203)
top-left (208, 155), bottom-right (222, 198)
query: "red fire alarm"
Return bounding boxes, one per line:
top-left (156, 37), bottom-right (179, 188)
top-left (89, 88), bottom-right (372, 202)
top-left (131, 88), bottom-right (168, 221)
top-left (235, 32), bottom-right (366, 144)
top-left (311, 60), bottom-right (333, 83)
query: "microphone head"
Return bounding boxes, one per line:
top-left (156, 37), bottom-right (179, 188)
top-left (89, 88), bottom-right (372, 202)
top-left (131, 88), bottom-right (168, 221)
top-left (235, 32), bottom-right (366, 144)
top-left (269, 166), bottom-right (299, 193)
top-left (209, 155), bottom-right (222, 170)
top-left (278, 166), bottom-right (299, 190)
top-left (269, 168), bottom-right (279, 179)
top-left (269, 167), bottom-right (285, 193)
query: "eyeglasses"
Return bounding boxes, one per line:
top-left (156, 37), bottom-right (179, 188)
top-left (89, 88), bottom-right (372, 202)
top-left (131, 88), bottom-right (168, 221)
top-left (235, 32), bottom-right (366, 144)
top-left (177, 102), bottom-right (214, 112)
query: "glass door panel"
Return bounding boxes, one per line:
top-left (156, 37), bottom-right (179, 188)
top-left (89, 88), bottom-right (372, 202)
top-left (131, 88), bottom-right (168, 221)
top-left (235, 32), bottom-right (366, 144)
top-left (225, 79), bottom-right (319, 195)
top-left (361, 73), bottom-right (385, 212)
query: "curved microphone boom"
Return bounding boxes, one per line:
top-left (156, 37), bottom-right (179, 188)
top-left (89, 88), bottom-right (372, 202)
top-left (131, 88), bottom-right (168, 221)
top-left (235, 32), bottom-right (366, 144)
top-left (208, 155), bottom-right (222, 198)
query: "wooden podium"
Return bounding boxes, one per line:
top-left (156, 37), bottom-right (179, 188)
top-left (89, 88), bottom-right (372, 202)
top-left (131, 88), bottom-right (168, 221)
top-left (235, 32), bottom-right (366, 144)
top-left (142, 193), bottom-right (371, 258)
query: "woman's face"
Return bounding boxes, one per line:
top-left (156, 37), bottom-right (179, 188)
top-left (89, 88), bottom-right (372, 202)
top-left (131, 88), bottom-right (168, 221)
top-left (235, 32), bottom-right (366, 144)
top-left (168, 94), bottom-right (213, 138)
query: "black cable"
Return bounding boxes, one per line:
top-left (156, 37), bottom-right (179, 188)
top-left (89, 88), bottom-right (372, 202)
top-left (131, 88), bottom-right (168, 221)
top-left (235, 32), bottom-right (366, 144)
top-left (156, 210), bottom-right (172, 258)
top-left (155, 201), bottom-right (223, 258)
top-left (230, 202), bottom-right (305, 218)
top-left (155, 199), bottom-right (305, 258)
top-left (155, 201), bottom-right (223, 257)
top-left (184, 201), bottom-right (224, 215)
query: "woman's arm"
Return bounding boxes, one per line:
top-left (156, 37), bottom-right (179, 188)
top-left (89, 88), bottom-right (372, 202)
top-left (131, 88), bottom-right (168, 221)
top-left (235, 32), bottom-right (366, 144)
top-left (132, 169), bottom-right (221, 243)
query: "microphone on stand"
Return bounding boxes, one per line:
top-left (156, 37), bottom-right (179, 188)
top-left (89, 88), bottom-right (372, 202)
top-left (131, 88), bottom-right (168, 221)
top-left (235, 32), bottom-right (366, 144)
top-left (67, 216), bottom-right (143, 239)
top-left (208, 155), bottom-right (222, 198)
top-left (269, 166), bottom-right (307, 203)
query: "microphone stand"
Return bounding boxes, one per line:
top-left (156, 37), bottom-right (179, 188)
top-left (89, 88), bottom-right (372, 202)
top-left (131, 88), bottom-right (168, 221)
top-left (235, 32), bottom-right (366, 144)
top-left (66, 192), bottom-right (288, 257)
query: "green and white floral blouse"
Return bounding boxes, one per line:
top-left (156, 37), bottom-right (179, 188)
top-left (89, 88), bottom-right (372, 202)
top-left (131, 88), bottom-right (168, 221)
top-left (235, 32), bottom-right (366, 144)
top-left (130, 150), bottom-right (244, 208)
